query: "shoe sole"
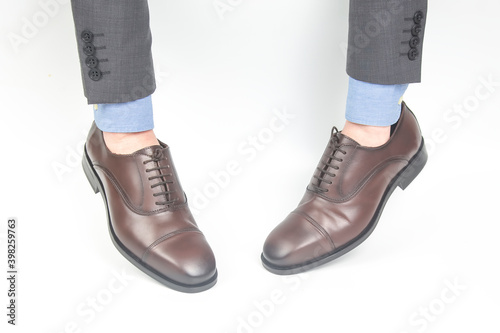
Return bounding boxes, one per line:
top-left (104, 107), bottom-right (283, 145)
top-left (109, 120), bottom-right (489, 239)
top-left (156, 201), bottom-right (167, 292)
top-left (261, 138), bottom-right (428, 275)
top-left (82, 147), bottom-right (218, 293)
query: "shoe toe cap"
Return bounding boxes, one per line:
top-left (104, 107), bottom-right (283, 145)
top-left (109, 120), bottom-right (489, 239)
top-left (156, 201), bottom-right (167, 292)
top-left (144, 231), bottom-right (217, 287)
top-left (262, 214), bottom-right (334, 269)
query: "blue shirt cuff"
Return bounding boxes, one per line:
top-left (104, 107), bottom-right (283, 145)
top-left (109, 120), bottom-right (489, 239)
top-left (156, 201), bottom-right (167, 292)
top-left (93, 95), bottom-right (154, 133)
top-left (345, 77), bottom-right (409, 126)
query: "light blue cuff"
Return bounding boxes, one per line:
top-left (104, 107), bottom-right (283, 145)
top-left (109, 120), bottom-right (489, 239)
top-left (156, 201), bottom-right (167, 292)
top-left (345, 77), bottom-right (409, 126)
top-left (93, 95), bottom-right (154, 133)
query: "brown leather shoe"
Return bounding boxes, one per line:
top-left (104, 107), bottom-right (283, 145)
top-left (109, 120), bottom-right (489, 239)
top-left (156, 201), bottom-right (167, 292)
top-left (262, 102), bottom-right (427, 275)
top-left (82, 123), bottom-right (217, 292)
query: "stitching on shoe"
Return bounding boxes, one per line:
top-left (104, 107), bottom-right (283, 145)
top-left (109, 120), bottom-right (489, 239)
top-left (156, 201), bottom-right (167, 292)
top-left (141, 227), bottom-right (201, 262)
top-left (94, 164), bottom-right (187, 215)
top-left (312, 157), bottom-right (408, 203)
top-left (340, 156), bottom-right (408, 199)
top-left (291, 211), bottom-right (336, 252)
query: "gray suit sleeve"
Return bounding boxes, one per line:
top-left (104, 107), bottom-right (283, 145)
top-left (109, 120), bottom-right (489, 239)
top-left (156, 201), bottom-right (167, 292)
top-left (70, 0), bottom-right (156, 104)
top-left (346, 0), bottom-right (428, 85)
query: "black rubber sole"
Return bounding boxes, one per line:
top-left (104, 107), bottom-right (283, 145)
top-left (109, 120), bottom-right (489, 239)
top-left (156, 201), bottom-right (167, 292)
top-left (261, 138), bottom-right (428, 275)
top-left (82, 147), bottom-right (217, 293)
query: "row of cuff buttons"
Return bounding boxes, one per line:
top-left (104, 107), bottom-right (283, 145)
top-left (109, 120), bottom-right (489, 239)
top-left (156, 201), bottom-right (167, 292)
top-left (81, 30), bottom-right (102, 81)
top-left (406, 10), bottom-right (424, 61)
top-left (80, 14), bottom-right (423, 76)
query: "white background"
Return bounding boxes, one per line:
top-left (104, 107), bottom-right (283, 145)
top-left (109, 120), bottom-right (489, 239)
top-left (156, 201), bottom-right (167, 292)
top-left (1, 0), bottom-right (499, 332)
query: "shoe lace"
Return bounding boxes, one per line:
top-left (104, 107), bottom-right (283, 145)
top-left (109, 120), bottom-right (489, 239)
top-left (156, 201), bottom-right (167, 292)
top-left (310, 127), bottom-right (347, 193)
top-left (143, 148), bottom-right (177, 206)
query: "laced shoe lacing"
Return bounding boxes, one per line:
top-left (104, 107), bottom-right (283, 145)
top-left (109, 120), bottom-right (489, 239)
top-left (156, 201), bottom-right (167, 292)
top-left (310, 127), bottom-right (347, 194)
top-left (143, 148), bottom-right (178, 206)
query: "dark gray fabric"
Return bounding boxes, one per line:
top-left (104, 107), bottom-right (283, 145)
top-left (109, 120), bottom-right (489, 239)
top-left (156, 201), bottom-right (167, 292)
top-left (346, 0), bottom-right (428, 84)
top-left (70, 0), bottom-right (427, 104)
top-left (71, 0), bottom-right (156, 104)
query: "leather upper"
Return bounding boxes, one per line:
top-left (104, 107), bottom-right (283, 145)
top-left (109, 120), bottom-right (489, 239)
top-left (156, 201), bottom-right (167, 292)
top-left (86, 123), bottom-right (216, 285)
top-left (263, 102), bottom-right (423, 268)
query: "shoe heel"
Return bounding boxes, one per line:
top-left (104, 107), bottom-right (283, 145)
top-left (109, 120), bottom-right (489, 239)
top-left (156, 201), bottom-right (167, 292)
top-left (82, 147), bottom-right (100, 194)
top-left (398, 138), bottom-right (428, 190)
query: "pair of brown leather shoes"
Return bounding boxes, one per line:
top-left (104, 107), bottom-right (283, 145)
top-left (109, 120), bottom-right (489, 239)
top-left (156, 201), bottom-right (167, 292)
top-left (82, 102), bottom-right (426, 292)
